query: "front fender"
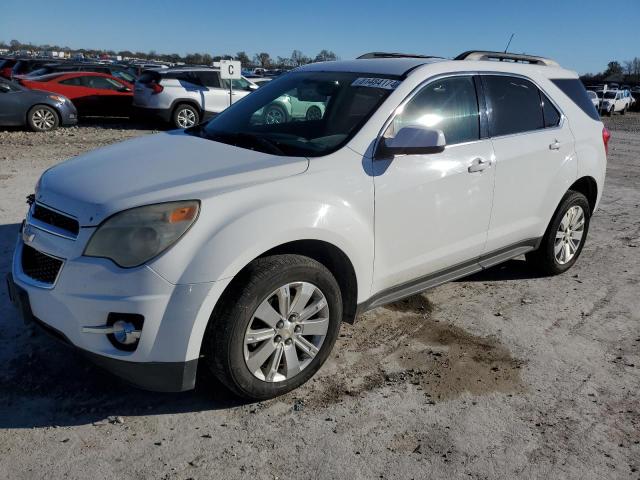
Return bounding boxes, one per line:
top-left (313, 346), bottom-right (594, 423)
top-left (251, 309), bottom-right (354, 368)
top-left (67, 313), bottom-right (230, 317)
top-left (150, 194), bottom-right (374, 301)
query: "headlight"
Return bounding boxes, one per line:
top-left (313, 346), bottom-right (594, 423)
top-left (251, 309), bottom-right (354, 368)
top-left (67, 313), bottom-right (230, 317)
top-left (84, 201), bottom-right (199, 268)
top-left (48, 95), bottom-right (66, 103)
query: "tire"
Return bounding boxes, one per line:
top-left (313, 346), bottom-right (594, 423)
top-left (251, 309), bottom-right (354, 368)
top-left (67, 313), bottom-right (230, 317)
top-left (204, 254), bottom-right (343, 400)
top-left (608, 106), bottom-right (614, 117)
top-left (263, 104), bottom-right (287, 124)
top-left (621, 105), bottom-right (627, 115)
top-left (305, 105), bottom-right (322, 121)
top-left (27, 105), bottom-right (59, 132)
top-left (525, 190), bottom-right (591, 275)
top-left (172, 103), bottom-right (199, 129)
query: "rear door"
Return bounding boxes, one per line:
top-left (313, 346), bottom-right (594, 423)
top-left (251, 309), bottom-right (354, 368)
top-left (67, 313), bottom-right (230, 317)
top-left (81, 76), bottom-right (132, 116)
top-left (482, 74), bottom-right (575, 253)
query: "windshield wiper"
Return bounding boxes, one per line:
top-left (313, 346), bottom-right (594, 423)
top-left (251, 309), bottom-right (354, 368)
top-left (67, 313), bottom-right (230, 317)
top-left (206, 131), bottom-right (285, 156)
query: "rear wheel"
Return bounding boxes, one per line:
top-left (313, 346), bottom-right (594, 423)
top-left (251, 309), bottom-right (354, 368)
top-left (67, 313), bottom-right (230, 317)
top-left (27, 105), bottom-right (59, 132)
top-left (526, 191), bottom-right (590, 275)
top-left (172, 104), bottom-right (199, 129)
top-left (204, 254), bottom-right (342, 400)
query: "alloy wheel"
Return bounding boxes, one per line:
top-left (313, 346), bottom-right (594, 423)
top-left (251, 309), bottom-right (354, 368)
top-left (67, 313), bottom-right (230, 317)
top-left (176, 108), bottom-right (197, 128)
top-left (243, 282), bottom-right (330, 382)
top-left (265, 107), bottom-right (284, 124)
top-left (554, 205), bottom-right (585, 264)
top-left (32, 109), bottom-right (56, 130)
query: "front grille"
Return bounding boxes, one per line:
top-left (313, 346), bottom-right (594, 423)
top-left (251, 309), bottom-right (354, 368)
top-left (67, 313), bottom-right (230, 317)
top-left (31, 204), bottom-right (79, 236)
top-left (21, 245), bottom-right (63, 285)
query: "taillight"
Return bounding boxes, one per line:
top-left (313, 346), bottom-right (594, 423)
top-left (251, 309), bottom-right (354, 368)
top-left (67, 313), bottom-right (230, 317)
top-left (151, 83), bottom-right (163, 94)
top-left (602, 127), bottom-right (611, 156)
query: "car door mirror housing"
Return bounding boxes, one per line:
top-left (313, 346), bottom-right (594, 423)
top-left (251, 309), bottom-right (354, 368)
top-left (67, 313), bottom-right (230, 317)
top-left (0, 84), bottom-right (10, 93)
top-left (376, 126), bottom-right (446, 158)
top-left (118, 86), bottom-right (131, 93)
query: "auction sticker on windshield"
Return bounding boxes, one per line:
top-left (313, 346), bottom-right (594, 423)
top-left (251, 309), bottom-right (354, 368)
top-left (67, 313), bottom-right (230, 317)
top-left (351, 78), bottom-right (401, 90)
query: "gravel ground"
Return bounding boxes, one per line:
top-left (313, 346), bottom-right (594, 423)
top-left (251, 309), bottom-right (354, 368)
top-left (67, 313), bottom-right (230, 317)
top-left (0, 114), bottom-right (639, 480)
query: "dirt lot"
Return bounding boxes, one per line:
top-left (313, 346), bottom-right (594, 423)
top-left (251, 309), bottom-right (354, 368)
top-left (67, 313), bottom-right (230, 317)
top-left (0, 115), bottom-right (639, 480)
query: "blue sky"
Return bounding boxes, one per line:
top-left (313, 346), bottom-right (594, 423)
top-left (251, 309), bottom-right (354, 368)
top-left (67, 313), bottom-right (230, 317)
top-left (2, 0), bottom-right (638, 74)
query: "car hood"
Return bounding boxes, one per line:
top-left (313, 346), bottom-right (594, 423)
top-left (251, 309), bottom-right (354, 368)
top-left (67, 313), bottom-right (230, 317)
top-left (37, 130), bottom-right (309, 226)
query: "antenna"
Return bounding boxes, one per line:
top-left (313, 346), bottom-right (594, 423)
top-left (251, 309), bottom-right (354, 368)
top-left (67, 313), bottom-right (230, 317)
top-left (504, 33), bottom-right (515, 53)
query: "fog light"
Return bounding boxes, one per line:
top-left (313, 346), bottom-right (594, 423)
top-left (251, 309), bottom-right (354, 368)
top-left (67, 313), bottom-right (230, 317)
top-left (112, 320), bottom-right (139, 345)
top-left (107, 313), bottom-right (144, 352)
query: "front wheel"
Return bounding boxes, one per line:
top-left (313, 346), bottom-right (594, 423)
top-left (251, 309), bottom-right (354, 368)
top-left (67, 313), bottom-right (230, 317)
top-left (526, 191), bottom-right (590, 275)
top-left (204, 254), bottom-right (343, 400)
top-left (621, 105), bottom-right (627, 115)
top-left (27, 105), bottom-right (59, 132)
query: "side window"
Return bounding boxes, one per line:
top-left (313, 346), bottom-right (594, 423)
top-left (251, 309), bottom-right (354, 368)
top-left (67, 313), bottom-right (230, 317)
top-left (84, 76), bottom-right (124, 90)
top-left (483, 75), bottom-right (543, 136)
top-left (541, 93), bottom-right (561, 128)
top-left (59, 77), bottom-right (84, 86)
top-left (197, 72), bottom-right (221, 88)
top-left (385, 76), bottom-right (480, 145)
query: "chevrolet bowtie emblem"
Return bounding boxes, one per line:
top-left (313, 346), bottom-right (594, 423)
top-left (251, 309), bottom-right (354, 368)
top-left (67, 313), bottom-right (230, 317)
top-left (22, 224), bottom-right (36, 244)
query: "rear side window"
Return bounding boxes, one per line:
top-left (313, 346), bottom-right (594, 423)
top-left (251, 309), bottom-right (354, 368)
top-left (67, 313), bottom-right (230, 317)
top-left (541, 93), bottom-right (561, 127)
top-left (483, 75), bottom-right (543, 136)
top-left (59, 77), bottom-right (83, 86)
top-left (137, 71), bottom-right (161, 84)
top-left (551, 78), bottom-right (600, 121)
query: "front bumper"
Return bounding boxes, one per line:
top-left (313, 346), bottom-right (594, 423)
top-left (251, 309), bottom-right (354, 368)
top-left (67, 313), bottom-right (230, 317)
top-left (7, 273), bottom-right (198, 391)
top-left (9, 218), bottom-right (220, 392)
top-left (55, 101), bottom-right (79, 126)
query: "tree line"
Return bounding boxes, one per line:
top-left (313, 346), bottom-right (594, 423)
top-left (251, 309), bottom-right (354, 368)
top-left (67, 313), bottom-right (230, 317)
top-left (1, 39), bottom-right (338, 68)
top-left (581, 58), bottom-right (640, 84)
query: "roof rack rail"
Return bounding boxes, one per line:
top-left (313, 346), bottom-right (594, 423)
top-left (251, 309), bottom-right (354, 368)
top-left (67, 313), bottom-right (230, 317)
top-left (455, 50), bottom-right (559, 67)
top-left (357, 52), bottom-right (441, 60)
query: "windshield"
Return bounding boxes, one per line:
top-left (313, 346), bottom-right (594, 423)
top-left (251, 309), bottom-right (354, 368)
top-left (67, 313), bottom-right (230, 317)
top-left (604, 92), bottom-right (617, 99)
top-left (195, 71), bottom-right (401, 157)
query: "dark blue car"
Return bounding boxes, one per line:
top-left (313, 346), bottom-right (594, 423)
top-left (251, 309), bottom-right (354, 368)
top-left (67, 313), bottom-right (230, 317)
top-left (0, 77), bottom-right (78, 131)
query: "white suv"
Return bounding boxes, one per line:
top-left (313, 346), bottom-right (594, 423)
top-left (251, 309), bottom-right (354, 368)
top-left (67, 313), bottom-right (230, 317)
top-left (8, 51), bottom-right (608, 400)
top-left (133, 67), bottom-right (258, 128)
top-left (597, 89), bottom-right (631, 116)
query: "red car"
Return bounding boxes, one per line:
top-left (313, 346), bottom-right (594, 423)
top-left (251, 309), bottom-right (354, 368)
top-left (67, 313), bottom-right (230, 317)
top-left (19, 72), bottom-right (133, 117)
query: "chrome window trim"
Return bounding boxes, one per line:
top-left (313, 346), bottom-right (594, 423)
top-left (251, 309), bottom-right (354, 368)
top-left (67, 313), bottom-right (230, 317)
top-left (15, 241), bottom-right (65, 290)
top-left (373, 70), bottom-right (568, 156)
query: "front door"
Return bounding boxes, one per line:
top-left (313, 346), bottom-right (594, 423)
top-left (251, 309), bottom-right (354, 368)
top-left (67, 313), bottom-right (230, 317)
top-left (197, 71), bottom-right (231, 114)
top-left (373, 75), bottom-right (496, 294)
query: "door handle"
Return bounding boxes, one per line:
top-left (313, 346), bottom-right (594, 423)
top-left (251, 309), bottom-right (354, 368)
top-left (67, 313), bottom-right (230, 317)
top-left (468, 157), bottom-right (491, 173)
top-left (549, 140), bottom-right (561, 150)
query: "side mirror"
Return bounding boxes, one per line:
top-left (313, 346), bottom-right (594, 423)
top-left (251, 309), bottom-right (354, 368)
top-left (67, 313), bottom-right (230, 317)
top-left (377, 126), bottom-right (446, 158)
top-left (0, 84), bottom-right (10, 93)
top-left (118, 86), bottom-right (132, 93)
top-left (247, 84), bottom-right (258, 91)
